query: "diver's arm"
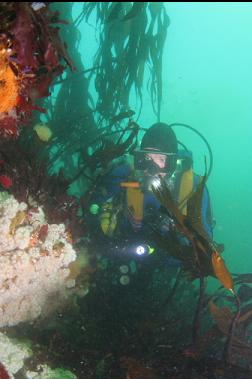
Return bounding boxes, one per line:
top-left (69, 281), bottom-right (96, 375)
top-left (84, 163), bottom-right (132, 236)
top-left (88, 163), bottom-right (131, 205)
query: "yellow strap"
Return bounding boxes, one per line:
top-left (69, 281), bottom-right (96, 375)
top-left (100, 203), bottom-right (117, 236)
top-left (126, 187), bottom-right (144, 221)
top-left (178, 169), bottom-right (194, 215)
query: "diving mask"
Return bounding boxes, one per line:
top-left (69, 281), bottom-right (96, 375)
top-left (133, 149), bottom-right (177, 177)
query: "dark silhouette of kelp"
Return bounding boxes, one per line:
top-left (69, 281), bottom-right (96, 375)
top-left (152, 176), bottom-right (243, 365)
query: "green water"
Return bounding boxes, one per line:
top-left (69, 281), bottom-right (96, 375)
top-left (161, 2), bottom-right (252, 274)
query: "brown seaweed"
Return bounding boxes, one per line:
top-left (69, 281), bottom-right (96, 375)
top-left (81, 2), bottom-right (169, 121)
top-left (152, 177), bottom-right (214, 277)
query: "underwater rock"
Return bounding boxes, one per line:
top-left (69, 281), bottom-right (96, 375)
top-left (0, 332), bottom-right (31, 378)
top-left (0, 193), bottom-right (85, 327)
top-left (0, 331), bottom-right (77, 379)
top-left (26, 366), bottom-right (77, 379)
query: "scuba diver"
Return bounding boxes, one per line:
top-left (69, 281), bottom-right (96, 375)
top-left (79, 122), bottom-right (215, 352)
top-left (85, 122), bottom-right (213, 285)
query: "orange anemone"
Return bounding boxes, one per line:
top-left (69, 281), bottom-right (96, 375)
top-left (0, 46), bottom-right (19, 114)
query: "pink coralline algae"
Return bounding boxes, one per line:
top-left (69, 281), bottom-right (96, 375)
top-left (0, 362), bottom-right (10, 379)
top-left (0, 2), bottom-right (74, 138)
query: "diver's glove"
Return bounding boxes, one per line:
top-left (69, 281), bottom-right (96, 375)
top-left (139, 174), bottom-right (162, 192)
top-left (158, 213), bottom-right (173, 235)
top-left (145, 205), bottom-right (174, 236)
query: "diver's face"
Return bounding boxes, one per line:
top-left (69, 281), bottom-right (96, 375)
top-left (144, 151), bottom-right (167, 177)
top-left (145, 153), bottom-right (166, 169)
